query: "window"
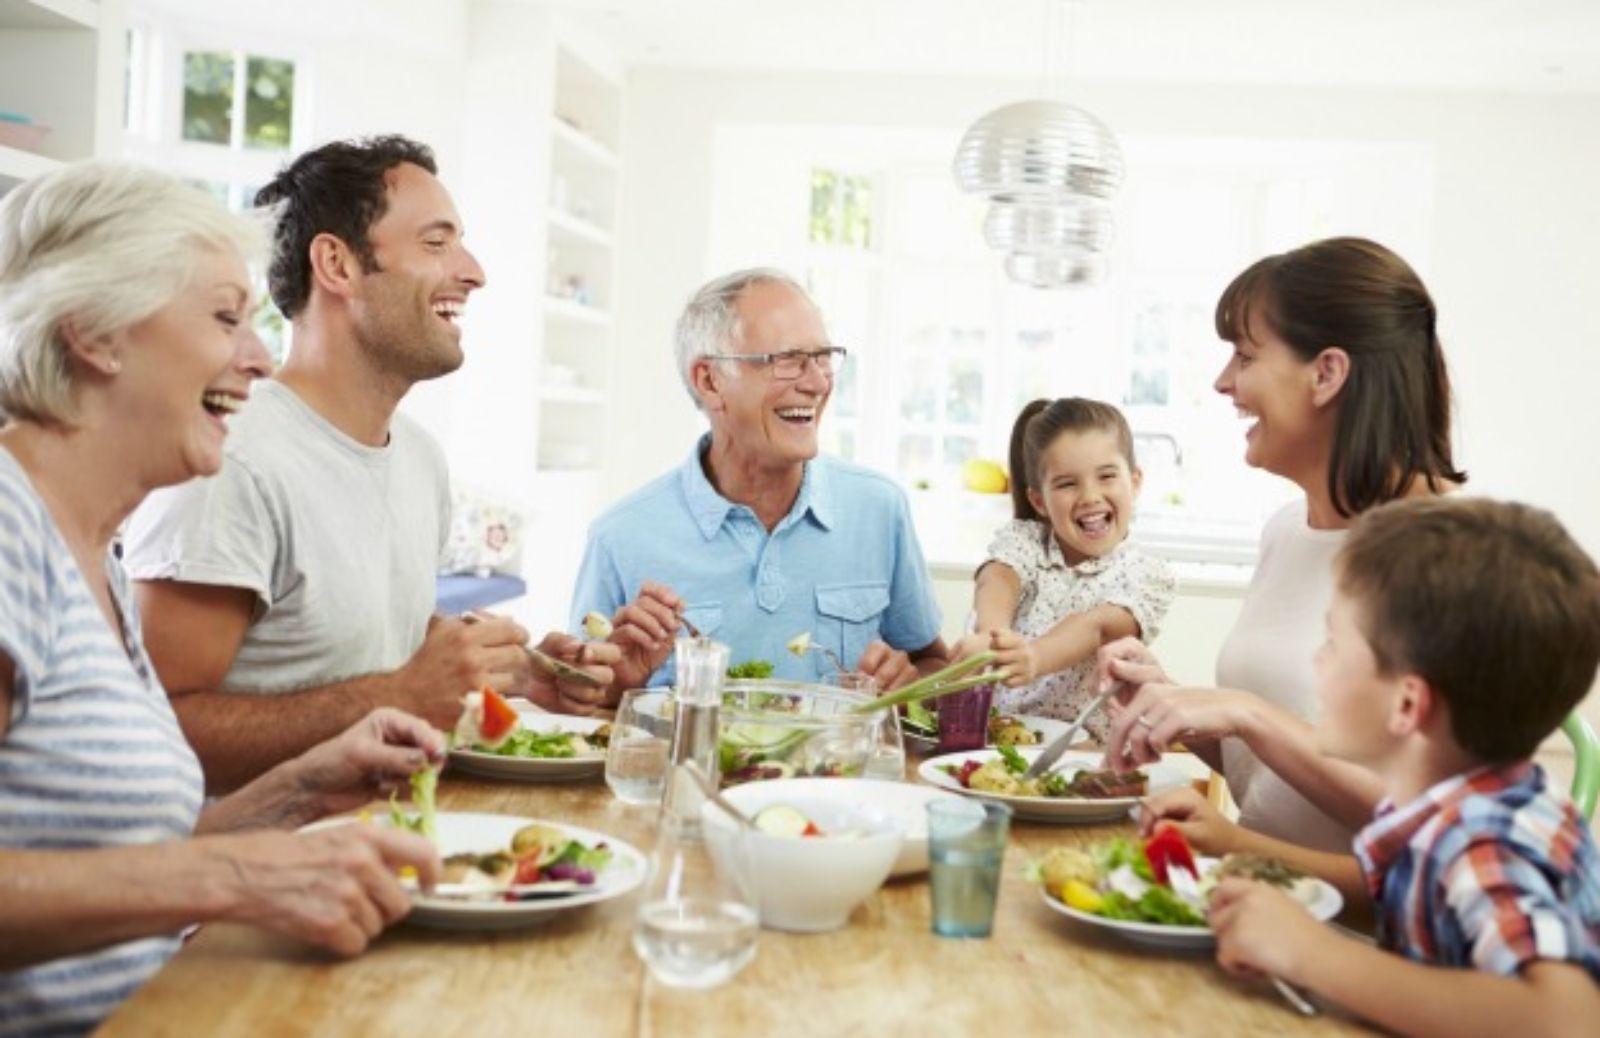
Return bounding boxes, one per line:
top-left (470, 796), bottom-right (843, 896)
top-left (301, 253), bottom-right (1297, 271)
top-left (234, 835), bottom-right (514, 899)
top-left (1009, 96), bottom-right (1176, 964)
top-left (124, 13), bottom-right (309, 361)
top-left (709, 126), bottom-right (1434, 555)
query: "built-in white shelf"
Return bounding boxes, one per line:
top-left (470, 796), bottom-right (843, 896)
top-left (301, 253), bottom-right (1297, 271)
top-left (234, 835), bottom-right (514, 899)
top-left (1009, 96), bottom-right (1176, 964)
top-left (543, 295), bottom-right (611, 326)
top-left (548, 208), bottom-right (613, 248)
top-left (550, 117), bottom-right (618, 171)
top-left (539, 384), bottom-right (606, 405)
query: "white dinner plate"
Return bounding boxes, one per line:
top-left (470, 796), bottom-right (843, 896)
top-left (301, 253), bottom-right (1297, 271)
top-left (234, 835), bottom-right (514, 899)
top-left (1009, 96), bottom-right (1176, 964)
top-left (917, 747), bottom-right (1191, 823)
top-left (447, 709), bottom-right (609, 782)
top-left (344, 811), bottom-right (645, 932)
top-left (1040, 857), bottom-right (1345, 950)
top-left (902, 713), bottom-right (1087, 756)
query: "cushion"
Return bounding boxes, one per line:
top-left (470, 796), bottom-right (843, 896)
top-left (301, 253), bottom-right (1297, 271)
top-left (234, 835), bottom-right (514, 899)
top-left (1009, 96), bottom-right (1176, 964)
top-left (440, 487), bottom-right (524, 578)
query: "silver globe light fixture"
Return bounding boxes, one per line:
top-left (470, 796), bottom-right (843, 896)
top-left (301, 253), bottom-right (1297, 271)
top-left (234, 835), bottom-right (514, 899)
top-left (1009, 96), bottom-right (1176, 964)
top-left (953, 99), bottom-right (1125, 287)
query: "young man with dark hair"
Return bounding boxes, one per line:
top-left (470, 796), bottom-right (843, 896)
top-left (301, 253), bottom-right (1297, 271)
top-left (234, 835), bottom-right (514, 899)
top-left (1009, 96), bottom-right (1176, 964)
top-left (125, 136), bottom-right (617, 791)
top-left (1143, 496), bottom-right (1600, 1037)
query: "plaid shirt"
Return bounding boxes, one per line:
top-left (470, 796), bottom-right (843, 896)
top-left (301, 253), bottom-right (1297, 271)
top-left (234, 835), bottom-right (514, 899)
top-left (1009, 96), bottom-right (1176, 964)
top-left (1354, 761), bottom-right (1600, 979)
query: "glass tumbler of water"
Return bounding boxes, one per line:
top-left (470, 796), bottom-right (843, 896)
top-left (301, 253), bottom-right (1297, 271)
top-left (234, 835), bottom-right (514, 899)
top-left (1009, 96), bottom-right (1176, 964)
top-left (926, 798), bottom-right (1011, 938)
top-left (633, 816), bottom-right (759, 989)
top-left (605, 688), bottom-right (672, 806)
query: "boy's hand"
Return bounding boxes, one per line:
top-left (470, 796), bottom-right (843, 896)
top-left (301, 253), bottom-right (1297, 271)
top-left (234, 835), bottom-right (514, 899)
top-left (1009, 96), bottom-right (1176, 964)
top-left (1209, 878), bottom-right (1324, 982)
top-left (986, 629), bottom-right (1039, 686)
top-left (1137, 786), bottom-right (1241, 856)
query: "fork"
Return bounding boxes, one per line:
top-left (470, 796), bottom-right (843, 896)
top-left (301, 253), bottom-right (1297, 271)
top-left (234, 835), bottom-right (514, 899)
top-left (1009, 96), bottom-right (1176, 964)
top-left (1021, 688), bottom-right (1111, 780)
top-left (1168, 864), bottom-right (1319, 1018)
top-left (460, 611), bottom-right (604, 689)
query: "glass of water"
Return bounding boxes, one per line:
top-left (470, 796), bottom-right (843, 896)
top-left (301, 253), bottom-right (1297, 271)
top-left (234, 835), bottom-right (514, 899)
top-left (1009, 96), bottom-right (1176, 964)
top-left (605, 689), bottom-right (672, 806)
top-left (633, 788), bottom-right (759, 988)
top-left (825, 671), bottom-right (905, 781)
top-left (926, 799), bottom-right (1012, 938)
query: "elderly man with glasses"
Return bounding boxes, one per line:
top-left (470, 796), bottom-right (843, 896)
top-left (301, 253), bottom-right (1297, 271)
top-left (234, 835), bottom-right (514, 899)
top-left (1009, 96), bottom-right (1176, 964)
top-left (570, 268), bottom-right (948, 695)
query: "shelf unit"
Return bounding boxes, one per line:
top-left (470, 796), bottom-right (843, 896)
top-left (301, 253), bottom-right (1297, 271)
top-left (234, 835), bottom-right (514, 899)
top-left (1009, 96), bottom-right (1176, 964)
top-left (455, 6), bottom-right (625, 635)
top-left (537, 42), bottom-right (621, 478)
top-left (0, 0), bottom-right (125, 192)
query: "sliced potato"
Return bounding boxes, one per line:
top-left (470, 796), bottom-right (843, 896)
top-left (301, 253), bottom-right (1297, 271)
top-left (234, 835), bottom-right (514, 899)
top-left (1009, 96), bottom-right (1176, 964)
top-left (510, 824), bottom-right (568, 864)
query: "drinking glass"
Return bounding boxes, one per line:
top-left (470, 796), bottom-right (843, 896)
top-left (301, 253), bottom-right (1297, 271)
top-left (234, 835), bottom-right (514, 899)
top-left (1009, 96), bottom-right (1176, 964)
top-left (633, 637), bottom-right (759, 989)
top-left (936, 682), bottom-right (995, 753)
top-left (605, 689), bottom-right (672, 806)
top-left (926, 799), bottom-right (1011, 938)
top-left (633, 811), bottom-right (759, 989)
top-left (825, 671), bottom-right (905, 781)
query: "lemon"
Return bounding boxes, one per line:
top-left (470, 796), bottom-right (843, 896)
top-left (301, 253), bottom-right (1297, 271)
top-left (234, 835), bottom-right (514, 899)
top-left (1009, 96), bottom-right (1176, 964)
top-left (1061, 879), bottom-right (1104, 913)
top-left (961, 458), bottom-right (1009, 494)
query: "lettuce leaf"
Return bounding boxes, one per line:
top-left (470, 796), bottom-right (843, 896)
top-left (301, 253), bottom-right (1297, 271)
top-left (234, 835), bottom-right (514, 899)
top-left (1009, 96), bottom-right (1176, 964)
top-left (388, 766), bottom-right (439, 842)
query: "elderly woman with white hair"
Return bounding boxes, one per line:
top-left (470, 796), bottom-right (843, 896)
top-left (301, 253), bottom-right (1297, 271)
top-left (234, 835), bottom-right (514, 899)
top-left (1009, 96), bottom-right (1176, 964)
top-left (0, 162), bottom-right (444, 1036)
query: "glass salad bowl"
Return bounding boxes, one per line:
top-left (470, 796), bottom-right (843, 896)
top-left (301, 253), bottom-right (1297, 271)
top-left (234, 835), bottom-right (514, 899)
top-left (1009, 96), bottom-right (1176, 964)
top-left (717, 680), bottom-right (882, 786)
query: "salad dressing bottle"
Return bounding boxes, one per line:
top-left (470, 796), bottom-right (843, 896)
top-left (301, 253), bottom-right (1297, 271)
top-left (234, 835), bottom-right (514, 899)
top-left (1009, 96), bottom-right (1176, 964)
top-left (632, 637), bottom-right (758, 988)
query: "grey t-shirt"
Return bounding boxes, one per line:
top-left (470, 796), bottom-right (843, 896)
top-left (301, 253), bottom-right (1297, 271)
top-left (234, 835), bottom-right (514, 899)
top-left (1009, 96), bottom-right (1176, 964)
top-left (123, 380), bottom-right (450, 693)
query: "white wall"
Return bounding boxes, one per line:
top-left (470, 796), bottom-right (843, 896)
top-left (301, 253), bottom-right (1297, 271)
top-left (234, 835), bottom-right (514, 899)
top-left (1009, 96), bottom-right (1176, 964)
top-left (610, 68), bottom-right (1600, 723)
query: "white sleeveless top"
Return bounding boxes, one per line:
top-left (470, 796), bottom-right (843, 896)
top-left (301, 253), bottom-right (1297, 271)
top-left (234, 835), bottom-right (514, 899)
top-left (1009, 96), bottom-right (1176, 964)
top-left (1215, 500), bottom-right (1353, 853)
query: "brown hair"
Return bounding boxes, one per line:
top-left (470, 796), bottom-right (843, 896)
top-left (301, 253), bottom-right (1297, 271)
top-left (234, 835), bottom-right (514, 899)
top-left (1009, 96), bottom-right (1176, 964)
top-left (254, 135), bottom-right (438, 320)
top-left (1215, 237), bottom-right (1466, 518)
top-left (1337, 497), bottom-right (1600, 762)
top-left (1007, 397), bottom-right (1136, 521)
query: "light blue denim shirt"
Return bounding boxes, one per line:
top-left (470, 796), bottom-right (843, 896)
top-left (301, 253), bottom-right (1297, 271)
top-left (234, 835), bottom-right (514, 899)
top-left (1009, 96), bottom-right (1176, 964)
top-left (569, 436), bottom-right (942, 686)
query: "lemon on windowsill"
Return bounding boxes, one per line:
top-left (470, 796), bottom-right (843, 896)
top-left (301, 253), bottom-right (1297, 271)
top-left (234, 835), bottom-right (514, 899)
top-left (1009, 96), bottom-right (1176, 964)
top-left (960, 459), bottom-right (1009, 495)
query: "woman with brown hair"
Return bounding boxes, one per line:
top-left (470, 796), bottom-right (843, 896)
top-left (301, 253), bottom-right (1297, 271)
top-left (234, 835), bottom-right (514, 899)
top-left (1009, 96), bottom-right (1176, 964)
top-left (1098, 237), bottom-right (1464, 852)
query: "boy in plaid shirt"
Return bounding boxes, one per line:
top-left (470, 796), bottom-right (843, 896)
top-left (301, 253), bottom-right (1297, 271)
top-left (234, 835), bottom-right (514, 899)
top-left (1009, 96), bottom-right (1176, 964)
top-left (1138, 497), bottom-right (1600, 1036)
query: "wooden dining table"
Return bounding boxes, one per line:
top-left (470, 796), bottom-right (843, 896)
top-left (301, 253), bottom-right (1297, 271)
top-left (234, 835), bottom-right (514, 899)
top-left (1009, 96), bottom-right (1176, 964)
top-left (96, 760), bottom-right (1382, 1038)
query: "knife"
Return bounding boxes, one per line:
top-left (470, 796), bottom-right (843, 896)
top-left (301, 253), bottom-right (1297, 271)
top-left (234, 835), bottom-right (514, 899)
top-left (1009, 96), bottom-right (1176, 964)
top-left (1021, 688), bottom-right (1112, 781)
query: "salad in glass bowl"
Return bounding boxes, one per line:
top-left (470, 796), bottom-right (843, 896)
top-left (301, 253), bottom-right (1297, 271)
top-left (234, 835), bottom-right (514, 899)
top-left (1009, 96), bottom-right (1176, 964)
top-left (716, 680), bottom-right (880, 786)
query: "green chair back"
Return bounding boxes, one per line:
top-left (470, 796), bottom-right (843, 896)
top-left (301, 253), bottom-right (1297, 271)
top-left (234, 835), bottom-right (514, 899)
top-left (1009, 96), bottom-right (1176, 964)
top-left (1563, 712), bottom-right (1600, 822)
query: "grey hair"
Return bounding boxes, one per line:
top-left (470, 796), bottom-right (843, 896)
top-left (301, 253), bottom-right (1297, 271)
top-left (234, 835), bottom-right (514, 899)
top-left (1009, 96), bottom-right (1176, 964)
top-left (674, 266), bottom-right (810, 409)
top-left (0, 160), bottom-right (268, 426)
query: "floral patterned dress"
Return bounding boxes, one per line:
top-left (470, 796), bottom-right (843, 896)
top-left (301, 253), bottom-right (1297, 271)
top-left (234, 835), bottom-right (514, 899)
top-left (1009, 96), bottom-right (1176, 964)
top-left (984, 519), bottom-right (1176, 737)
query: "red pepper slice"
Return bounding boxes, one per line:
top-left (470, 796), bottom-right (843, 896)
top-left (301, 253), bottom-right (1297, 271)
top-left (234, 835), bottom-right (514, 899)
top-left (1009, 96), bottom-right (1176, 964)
top-left (477, 686), bottom-right (519, 744)
top-left (1144, 822), bottom-right (1198, 886)
top-left (512, 856), bottom-right (543, 886)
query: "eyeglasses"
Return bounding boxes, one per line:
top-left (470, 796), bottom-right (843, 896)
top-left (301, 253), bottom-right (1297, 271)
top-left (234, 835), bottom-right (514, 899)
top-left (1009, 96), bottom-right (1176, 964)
top-left (700, 346), bottom-right (848, 380)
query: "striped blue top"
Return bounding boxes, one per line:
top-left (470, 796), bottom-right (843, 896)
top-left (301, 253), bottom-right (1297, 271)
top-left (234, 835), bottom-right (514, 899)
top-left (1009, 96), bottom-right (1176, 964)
top-left (0, 450), bottom-right (205, 1037)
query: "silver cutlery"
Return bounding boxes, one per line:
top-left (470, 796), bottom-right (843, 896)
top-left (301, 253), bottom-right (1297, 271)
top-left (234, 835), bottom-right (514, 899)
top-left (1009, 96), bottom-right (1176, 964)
top-left (459, 611), bottom-right (605, 689)
top-left (1269, 976), bottom-right (1319, 1017)
top-left (1167, 864), bottom-right (1318, 1018)
top-left (683, 761), bottom-right (758, 831)
top-left (1021, 688), bottom-right (1112, 781)
top-left (416, 880), bottom-right (587, 901)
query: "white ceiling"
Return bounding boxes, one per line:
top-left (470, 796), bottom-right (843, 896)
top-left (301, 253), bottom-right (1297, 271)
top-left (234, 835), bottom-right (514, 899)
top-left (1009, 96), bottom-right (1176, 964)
top-left (551, 0), bottom-right (1600, 92)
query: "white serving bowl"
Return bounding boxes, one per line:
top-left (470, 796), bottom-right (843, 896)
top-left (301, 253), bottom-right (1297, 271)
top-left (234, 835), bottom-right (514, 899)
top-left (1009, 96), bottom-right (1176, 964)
top-left (723, 777), bottom-right (960, 877)
top-left (703, 782), bottom-right (903, 933)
